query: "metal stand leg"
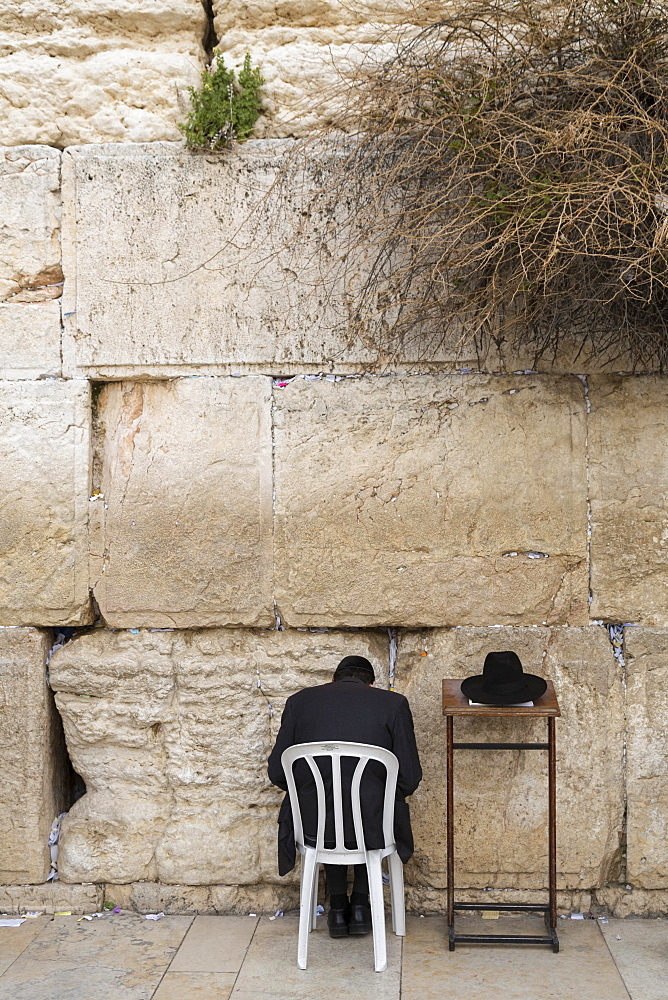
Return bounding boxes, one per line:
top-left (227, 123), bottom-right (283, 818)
top-left (548, 716), bottom-right (559, 952)
top-left (446, 715), bottom-right (455, 950)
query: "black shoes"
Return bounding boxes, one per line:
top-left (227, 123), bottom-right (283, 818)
top-left (327, 904), bottom-right (350, 938)
top-left (327, 898), bottom-right (372, 937)
top-left (348, 902), bottom-right (372, 936)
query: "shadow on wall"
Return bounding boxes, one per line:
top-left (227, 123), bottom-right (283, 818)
top-left (47, 627), bottom-right (87, 884)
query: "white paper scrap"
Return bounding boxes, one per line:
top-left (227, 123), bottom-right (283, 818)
top-left (0, 919), bottom-right (25, 927)
top-left (571, 913), bottom-right (585, 919)
top-left (144, 913), bottom-right (164, 921)
top-left (469, 700), bottom-right (534, 707)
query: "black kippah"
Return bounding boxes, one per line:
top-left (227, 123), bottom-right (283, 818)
top-left (334, 655), bottom-right (375, 682)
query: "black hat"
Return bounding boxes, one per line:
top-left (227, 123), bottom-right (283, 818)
top-left (334, 655), bottom-right (375, 684)
top-left (460, 651), bottom-right (547, 705)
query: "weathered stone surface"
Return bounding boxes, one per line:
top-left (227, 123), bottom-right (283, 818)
top-left (395, 626), bottom-right (624, 889)
top-left (107, 882), bottom-right (301, 915)
top-left (0, 380), bottom-right (91, 626)
top-left (402, 916), bottom-right (630, 1000)
top-left (0, 303), bottom-right (61, 378)
top-left (274, 374), bottom-right (588, 627)
top-left (60, 142), bottom-right (509, 376)
top-left (599, 918), bottom-right (668, 999)
top-left (623, 627), bottom-right (668, 888)
top-left (0, 911), bottom-right (192, 1000)
top-left (0, 628), bottom-right (70, 883)
top-left (91, 377), bottom-right (273, 628)
top-left (589, 377), bottom-right (668, 625)
top-left (0, 881), bottom-right (103, 915)
top-left (594, 886), bottom-right (668, 917)
top-left (214, 3), bottom-right (450, 137)
top-left (404, 886), bottom-right (593, 916)
top-left (50, 627), bottom-right (389, 885)
top-left (230, 912), bottom-right (402, 998)
top-left (0, 147), bottom-right (61, 302)
top-left (0, 3), bottom-right (205, 146)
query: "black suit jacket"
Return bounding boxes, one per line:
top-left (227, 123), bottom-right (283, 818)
top-left (267, 677), bottom-right (422, 876)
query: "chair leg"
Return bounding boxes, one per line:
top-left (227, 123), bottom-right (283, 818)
top-left (298, 851), bottom-right (317, 970)
top-left (311, 863), bottom-right (320, 930)
top-left (366, 850), bottom-right (387, 973)
top-left (388, 851), bottom-right (406, 937)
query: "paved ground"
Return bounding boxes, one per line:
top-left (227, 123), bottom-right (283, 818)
top-left (0, 910), bottom-right (665, 1000)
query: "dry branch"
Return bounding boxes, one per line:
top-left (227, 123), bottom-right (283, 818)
top-left (288, 0), bottom-right (668, 369)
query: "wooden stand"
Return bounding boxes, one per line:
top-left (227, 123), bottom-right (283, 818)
top-left (442, 679), bottom-right (560, 953)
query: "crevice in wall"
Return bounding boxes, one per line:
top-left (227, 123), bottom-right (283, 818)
top-left (202, 0), bottom-right (219, 61)
top-left (90, 380), bottom-right (111, 497)
top-left (387, 627), bottom-right (397, 691)
top-left (270, 379), bottom-right (283, 632)
top-left (607, 623), bottom-right (628, 886)
top-left (46, 628), bottom-right (88, 881)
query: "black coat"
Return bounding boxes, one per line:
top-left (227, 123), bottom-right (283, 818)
top-left (267, 677), bottom-right (422, 876)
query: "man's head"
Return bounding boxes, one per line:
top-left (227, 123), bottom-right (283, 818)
top-left (333, 655), bottom-right (375, 685)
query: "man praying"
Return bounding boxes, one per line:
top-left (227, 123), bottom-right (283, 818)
top-left (268, 655), bottom-right (422, 937)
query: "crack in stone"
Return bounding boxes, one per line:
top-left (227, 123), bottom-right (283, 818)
top-left (201, 0), bottom-right (219, 62)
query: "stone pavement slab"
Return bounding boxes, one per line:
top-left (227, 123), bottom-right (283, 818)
top-left (0, 915), bottom-right (50, 975)
top-left (0, 911), bottom-right (659, 1000)
top-left (168, 915), bottom-right (257, 973)
top-left (599, 919), bottom-right (668, 1000)
top-left (230, 913), bottom-right (401, 999)
top-left (401, 915), bottom-right (630, 1000)
top-left (0, 913), bottom-right (191, 1000)
top-left (153, 971), bottom-right (237, 1000)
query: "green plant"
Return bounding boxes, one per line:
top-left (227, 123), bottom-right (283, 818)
top-left (179, 52), bottom-right (264, 150)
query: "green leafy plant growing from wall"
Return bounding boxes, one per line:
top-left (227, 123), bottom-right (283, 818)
top-left (179, 52), bottom-right (264, 150)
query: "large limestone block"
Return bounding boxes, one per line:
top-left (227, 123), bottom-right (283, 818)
top-left (589, 377), bottom-right (668, 625)
top-left (0, 881), bottom-right (103, 914)
top-left (274, 374), bottom-right (588, 627)
top-left (0, 302), bottom-right (61, 378)
top-left (0, 379), bottom-right (91, 626)
top-left (215, 1), bottom-right (451, 31)
top-left (624, 627), bottom-right (668, 888)
top-left (50, 627), bottom-right (390, 884)
top-left (0, 147), bottom-right (61, 302)
top-left (0, 3), bottom-right (205, 147)
top-left (396, 626), bottom-right (625, 889)
top-left (0, 627), bottom-right (70, 882)
top-left (214, 3), bottom-right (451, 137)
top-left (0, 1), bottom-right (206, 53)
top-left (92, 377), bottom-right (273, 628)
top-left (61, 142), bottom-right (502, 376)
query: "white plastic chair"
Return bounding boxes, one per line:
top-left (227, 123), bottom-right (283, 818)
top-left (281, 740), bottom-right (406, 973)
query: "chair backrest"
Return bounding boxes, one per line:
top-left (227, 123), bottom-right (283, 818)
top-left (281, 741), bottom-right (399, 858)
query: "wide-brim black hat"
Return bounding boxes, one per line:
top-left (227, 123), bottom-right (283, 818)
top-left (460, 651), bottom-right (547, 705)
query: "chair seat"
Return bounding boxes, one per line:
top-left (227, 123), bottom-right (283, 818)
top-left (296, 841), bottom-right (398, 865)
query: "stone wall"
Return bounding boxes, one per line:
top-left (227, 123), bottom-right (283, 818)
top-left (0, 2), bottom-right (452, 145)
top-left (0, 2), bottom-right (667, 917)
top-left (0, 628), bottom-right (70, 883)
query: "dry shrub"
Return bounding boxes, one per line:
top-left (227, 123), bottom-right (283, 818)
top-left (295, 0), bottom-right (668, 368)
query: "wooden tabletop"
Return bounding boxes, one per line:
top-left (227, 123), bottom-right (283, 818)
top-left (442, 678), bottom-right (560, 717)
